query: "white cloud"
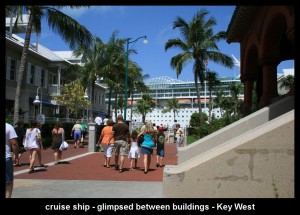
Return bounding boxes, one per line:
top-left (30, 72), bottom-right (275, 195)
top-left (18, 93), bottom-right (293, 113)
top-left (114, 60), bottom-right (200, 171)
top-left (60, 6), bottom-right (126, 18)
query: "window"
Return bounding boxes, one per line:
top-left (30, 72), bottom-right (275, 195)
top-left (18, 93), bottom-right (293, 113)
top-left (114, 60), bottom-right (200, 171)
top-left (30, 65), bottom-right (35, 84)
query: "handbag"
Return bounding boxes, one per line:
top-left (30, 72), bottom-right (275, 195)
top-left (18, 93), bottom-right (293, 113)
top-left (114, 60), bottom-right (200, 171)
top-left (137, 134), bottom-right (144, 146)
top-left (59, 141), bottom-right (69, 151)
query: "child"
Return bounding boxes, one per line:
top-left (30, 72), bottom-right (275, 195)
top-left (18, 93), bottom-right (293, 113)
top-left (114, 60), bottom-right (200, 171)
top-left (156, 126), bottom-right (166, 167)
top-left (128, 130), bottom-right (140, 170)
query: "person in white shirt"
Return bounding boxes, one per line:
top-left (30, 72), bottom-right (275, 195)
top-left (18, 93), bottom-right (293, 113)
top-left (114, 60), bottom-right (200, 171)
top-left (94, 115), bottom-right (103, 125)
top-left (6, 123), bottom-right (19, 198)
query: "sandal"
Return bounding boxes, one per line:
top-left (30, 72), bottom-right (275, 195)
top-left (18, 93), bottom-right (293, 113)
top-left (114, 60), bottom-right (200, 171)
top-left (156, 163), bottom-right (159, 167)
top-left (119, 169), bottom-right (123, 173)
top-left (129, 168), bottom-right (134, 171)
top-left (106, 165), bottom-right (111, 168)
top-left (28, 168), bottom-right (35, 174)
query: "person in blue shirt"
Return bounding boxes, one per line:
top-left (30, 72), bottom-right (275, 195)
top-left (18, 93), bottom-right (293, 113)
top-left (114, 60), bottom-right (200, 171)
top-left (137, 121), bottom-right (156, 174)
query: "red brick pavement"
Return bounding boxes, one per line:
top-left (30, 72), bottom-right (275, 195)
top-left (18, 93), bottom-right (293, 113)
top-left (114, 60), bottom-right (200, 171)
top-left (14, 140), bottom-right (178, 182)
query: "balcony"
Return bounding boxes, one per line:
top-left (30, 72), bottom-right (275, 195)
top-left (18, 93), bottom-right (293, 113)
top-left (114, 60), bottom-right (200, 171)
top-left (48, 85), bottom-right (64, 96)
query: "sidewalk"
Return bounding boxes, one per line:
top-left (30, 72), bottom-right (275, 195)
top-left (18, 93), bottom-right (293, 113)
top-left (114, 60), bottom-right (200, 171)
top-left (12, 137), bottom-right (178, 198)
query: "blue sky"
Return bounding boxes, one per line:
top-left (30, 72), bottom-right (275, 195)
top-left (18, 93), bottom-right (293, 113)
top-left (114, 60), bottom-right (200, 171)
top-left (22, 5), bottom-right (294, 81)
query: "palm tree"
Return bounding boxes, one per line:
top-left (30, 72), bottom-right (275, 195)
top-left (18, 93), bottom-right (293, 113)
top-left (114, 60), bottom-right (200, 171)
top-left (165, 8), bottom-right (234, 124)
top-left (162, 98), bottom-right (181, 122)
top-left (127, 63), bottom-right (150, 121)
top-left (214, 90), bottom-right (225, 117)
top-left (228, 82), bottom-right (243, 115)
top-left (205, 69), bottom-right (220, 120)
top-left (135, 94), bottom-right (156, 123)
top-left (7, 6), bottom-right (93, 125)
top-left (279, 75), bottom-right (294, 92)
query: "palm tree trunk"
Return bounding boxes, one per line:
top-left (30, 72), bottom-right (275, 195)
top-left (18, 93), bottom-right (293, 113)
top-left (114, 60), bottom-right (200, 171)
top-left (13, 13), bottom-right (33, 125)
top-left (107, 87), bottom-right (112, 117)
top-left (209, 91), bottom-right (212, 121)
top-left (194, 73), bottom-right (202, 124)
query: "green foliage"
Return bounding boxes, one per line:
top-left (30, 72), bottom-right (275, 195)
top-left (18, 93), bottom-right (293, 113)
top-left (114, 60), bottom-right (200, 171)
top-left (188, 114), bottom-right (242, 142)
top-left (52, 83), bottom-right (91, 117)
top-left (189, 112), bottom-right (208, 127)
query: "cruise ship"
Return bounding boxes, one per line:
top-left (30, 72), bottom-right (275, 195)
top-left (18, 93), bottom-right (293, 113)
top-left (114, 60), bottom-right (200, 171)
top-left (109, 75), bottom-right (243, 128)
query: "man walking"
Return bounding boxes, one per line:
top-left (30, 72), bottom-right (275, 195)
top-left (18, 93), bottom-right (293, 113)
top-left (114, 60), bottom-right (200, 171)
top-left (109, 114), bottom-right (131, 173)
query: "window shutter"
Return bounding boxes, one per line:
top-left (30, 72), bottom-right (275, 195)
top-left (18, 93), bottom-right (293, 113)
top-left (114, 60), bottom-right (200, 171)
top-left (36, 66), bottom-right (41, 86)
top-left (6, 57), bottom-right (11, 80)
top-left (27, 62), bottom-right (31, 84)
top-left (16, 61), bottom-right (20, 82)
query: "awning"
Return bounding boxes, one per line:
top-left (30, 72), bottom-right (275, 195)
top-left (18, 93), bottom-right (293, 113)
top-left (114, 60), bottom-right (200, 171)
top-left (193, 98), bottom-right (210, 104)
top-left (29, 97), bottom-right (55, 106)
top-left (177, 99), bottom-right (191, 104)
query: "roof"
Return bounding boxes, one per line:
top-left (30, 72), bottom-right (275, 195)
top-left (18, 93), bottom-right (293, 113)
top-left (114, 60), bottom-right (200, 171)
top-left (6, 32), bottom-right (73, 65)
top-left (226, 6), bottom-right (257, 44)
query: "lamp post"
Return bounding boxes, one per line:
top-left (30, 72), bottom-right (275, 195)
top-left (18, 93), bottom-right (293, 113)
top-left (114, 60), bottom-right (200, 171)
top-left (84, 88), bottom-right (89, 123)
top-left (124, 36), bottom-right (148, 122)
top-left (33, 87), bottom-right (42, 116)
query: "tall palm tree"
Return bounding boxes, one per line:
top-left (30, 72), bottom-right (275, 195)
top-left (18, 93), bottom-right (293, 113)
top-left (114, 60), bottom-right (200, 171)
top-left (165, 8), bottom-right (234, 124)
top-left (162, 98), bottom-right (181, 122)
top-left (7, 6), bottom-right (93, 125)
top-left (127, 62), bottom-right (150, 120)
top-left (205, 69), bottom-right (220, 120)
top-left (73, 36), bottom-right (105, 119)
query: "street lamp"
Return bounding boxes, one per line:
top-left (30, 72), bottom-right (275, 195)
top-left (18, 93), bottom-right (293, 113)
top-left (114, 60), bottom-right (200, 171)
top-left (33, 87), bottom-right (42, 115)
top-left (124, 35), bottom-right (148, 122)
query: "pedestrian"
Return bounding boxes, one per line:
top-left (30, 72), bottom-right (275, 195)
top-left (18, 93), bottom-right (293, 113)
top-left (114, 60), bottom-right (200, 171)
top-left (36, 122), bottom-right (44, 167)
top-left (175, 123), bottom-right (183, 149)
top-left (97, 119), bottom-right (114, 168)
top-left (51, 121), bottom-right (65, 165)
top-left (128, 130), bottom-right (140, 170)
top-left (81, 120), bottom-right (88, 145)
top-left (94, 114), bottom-right (102, 125)
top-left (71, 120), bottom-right (82, 148)
top-left (24, 120), bottom-right (42, 173)
top-left (14, 120), bottom-right (25, 166)
top-left (109, 114), bottom-right (131, 173)
top-left (172, 119), bottom-right (178, 143)
top-left (6, 122), bottom-right (19, 198)
top-left (137, 121), bottom-right (156, 174)
top-left (156, 126), bottom-right (166, 168)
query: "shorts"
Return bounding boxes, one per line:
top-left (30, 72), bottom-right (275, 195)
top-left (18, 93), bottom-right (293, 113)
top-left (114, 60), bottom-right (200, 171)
top-left (74, 130), bottom-right (82, 141)
top-left (114, 140), bottom-right (128, 156)
top-left (101, 143), bottom-right (114, 157)
top-left (141, 146), bottom-right (153, 155)
top-left (6, 157), bottom-right (14, 184)
top-left (156, 148), bottom-right (164, 157)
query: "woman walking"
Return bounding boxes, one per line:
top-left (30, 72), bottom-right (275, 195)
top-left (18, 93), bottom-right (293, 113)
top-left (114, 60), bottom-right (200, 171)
top-left (137, 121), bottom-right (156, 174)
top-left (97, 119), bottom-right (114, 167)
top-left (23, 120), bottom-right (42, 173)
top-left (51, 121), bottom-right (65, 165)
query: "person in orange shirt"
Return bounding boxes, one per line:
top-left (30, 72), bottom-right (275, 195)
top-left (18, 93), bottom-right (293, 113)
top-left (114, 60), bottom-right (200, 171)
top-left (97, 119), bottom-right (114, 167)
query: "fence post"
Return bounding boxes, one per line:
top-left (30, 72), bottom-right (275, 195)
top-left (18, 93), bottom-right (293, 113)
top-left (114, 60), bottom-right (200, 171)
top-left (88, 122), bottom-right (97, 152)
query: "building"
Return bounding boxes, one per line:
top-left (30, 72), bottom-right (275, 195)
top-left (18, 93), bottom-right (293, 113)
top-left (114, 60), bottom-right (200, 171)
top-left (5, 32), bottom-right (107, 123)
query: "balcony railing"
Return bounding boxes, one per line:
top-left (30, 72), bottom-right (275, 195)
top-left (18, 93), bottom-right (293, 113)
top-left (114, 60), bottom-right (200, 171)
top-left (48, 85), bottom-right (64, 96)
